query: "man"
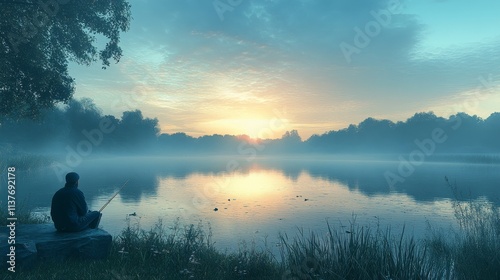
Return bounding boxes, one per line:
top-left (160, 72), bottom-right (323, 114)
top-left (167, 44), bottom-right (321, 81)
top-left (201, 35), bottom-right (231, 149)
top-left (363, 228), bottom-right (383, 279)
top-left (51, 172), bottom-right (102, 232)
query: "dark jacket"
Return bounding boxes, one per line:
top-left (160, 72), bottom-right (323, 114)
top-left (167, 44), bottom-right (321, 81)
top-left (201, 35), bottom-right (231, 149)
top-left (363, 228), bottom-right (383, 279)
top-left (51, 184), bottom-right (89, 231)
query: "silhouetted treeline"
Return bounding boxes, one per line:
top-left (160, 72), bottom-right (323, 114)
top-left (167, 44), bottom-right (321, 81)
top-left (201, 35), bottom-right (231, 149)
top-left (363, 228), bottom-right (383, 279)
top-left (306, 112), bottom-right (500, 154)
top-left (0, 98), bottom-right (160, 154)
top-left (1, 98), bottom-right (499, 156)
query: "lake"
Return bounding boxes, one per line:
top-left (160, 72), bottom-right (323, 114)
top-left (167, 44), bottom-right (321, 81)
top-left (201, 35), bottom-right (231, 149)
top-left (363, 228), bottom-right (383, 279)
top-left (4, 156), bottom-right (500, 256)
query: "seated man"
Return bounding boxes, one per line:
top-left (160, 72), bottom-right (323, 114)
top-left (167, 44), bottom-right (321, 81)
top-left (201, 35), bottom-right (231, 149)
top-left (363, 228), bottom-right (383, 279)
top-left (51, 172), bottom-right (102, 232)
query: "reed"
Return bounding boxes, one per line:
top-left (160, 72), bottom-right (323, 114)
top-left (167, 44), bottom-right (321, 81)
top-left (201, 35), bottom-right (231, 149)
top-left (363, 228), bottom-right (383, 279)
top-left (279, 220), bottom-right (436, 279)
top-left (5, 218), bottom-right (281, 280)
top-left (424, 179), bottom-right (500, 280)
top-left (0, 152), bottom-right (53, 172)
top-left (3, 181), bottom-right (499, 279)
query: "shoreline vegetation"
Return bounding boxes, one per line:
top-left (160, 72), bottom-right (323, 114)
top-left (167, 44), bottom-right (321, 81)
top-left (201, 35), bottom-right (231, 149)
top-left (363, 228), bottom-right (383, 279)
top-left (2, 185), bottom-right (499, 280)
top-left (0, 152), bottom-right (54, 173)
top-left (1, 100), bottom-right (500, 158)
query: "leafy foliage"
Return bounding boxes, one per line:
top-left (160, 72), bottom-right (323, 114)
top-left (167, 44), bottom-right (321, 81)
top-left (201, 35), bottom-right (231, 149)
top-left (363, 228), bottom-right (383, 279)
top-left (0, 0), bottom-right (131, 119)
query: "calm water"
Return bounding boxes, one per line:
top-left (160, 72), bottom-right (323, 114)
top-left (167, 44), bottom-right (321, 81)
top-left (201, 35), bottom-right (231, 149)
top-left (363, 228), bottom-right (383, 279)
top-left (3, 156), bottom-right (500, 254)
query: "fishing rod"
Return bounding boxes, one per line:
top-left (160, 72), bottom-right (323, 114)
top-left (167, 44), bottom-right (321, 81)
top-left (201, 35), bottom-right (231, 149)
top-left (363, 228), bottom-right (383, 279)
top-left (99, 179), bottom-right (130, 212)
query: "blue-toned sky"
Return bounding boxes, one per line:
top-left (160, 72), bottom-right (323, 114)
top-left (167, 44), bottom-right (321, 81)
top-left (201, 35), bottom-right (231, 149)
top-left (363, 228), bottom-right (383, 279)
top-left (69, 0), bottom-right (500, 139)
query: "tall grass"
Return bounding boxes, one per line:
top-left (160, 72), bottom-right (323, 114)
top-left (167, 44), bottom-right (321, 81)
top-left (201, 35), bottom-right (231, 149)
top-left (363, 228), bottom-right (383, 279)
top-left (0, 152), bottom-right (53, 172)
top-left (279, 220), bottom-right (436, 280)
top-left (108, 217), bottom-right (281, 279)
top-left (5, 217), bottom-right (281, 280)
top-left (3, 180), bottom-right (500, 279)
top-left (451, 201), bottom-right (500, 279)
top-left (424, 178), bottom-right (500, 280)
top-left (0, 199), bottom-right (51, 226)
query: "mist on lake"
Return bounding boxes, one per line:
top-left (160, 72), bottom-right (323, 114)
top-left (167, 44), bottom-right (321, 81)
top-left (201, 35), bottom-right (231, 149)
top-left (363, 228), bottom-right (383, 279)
top-left (2, 155), bottom-right (498, 254)
top-left (1, 98), bottom-right (499, 253)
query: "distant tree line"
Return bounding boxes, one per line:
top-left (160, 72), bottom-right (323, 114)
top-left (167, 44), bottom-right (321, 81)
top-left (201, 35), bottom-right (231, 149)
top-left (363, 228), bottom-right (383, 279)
top-left (0, 98), bottom-right (499, 156)
top-left (306, 112), bottom-right (500, 154)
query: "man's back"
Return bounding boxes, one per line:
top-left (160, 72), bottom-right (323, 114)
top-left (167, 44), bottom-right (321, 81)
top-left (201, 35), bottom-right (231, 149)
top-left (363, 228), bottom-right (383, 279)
top-left (51, 172), bottom-right (102, 232)
top-left (51, 185), bottom-right (88, 231)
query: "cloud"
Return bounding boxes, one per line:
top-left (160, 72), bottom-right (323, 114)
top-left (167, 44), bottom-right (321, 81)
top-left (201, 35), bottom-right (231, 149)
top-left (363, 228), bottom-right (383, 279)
top-left (70, 0), bottom-right (500, 138)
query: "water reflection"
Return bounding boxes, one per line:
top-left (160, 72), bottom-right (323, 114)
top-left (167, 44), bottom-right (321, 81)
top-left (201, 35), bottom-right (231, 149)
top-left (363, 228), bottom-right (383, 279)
top-left (3, 156), bottom-right (499, 253)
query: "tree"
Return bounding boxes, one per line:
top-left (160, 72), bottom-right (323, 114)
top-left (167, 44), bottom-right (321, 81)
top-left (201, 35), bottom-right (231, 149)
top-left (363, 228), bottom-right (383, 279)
top-left (114, 110), bottom-right (160, 149)
top-left (281, 130), bottom-right (302, 143)
top-left (64, 98), bottom-right (103, 142)
top-left (0, 0), bottom-right (131, 119)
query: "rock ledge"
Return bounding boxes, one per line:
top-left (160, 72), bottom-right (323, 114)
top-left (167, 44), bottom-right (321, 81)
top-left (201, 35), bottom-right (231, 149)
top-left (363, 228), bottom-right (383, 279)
top-left (1, 223), bottom-right (112, 270)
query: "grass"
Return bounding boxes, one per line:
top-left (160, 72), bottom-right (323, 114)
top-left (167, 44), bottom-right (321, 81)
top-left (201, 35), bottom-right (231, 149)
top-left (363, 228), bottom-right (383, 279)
top-left (0, 152), bottom-right (54, 173)
top-left (423, 178), bottom-right (500, 280)
top-left (3, 182), bottom-right (500, 280)
top-left (3, 217), bottom-right (281, 280)
top-left (0, 199), bottom-right (51, 226)
top-left (278, 221), bottom-right (435, 279)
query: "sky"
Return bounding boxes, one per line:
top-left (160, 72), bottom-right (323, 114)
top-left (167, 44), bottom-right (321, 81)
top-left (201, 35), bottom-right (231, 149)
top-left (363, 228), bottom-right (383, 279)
top-left (69, 0), bottom-right (500, 140)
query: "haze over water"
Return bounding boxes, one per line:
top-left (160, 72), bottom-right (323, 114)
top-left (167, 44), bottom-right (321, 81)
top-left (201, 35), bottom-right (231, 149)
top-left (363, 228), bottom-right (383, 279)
top-left (15, 156), bottom-right (500, 255)
top-left (2, 1), bottom-right (500, 278)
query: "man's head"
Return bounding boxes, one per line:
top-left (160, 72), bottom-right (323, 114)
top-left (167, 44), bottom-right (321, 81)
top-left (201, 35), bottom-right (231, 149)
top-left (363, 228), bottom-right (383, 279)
top-left (65, 172), bottom-right (80, 187)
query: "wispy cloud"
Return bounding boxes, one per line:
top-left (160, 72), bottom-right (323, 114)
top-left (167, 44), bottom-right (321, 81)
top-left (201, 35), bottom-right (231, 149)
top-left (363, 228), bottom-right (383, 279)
top-left (70, 0), bottom-right (500, 138)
